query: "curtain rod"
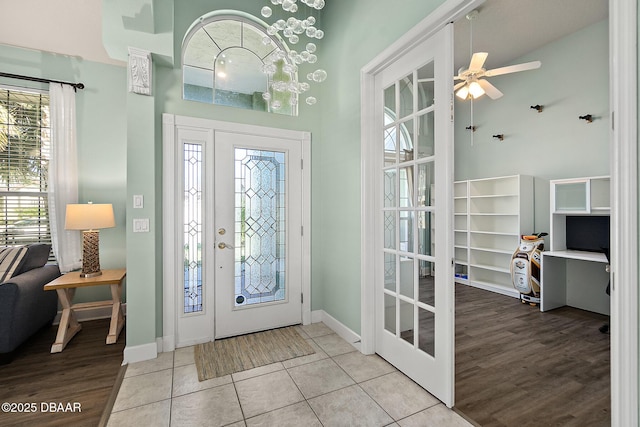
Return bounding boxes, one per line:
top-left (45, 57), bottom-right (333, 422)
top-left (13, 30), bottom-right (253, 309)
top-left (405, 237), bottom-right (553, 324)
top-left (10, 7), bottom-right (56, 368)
top-left (0, 72), bottom-right (84, 91)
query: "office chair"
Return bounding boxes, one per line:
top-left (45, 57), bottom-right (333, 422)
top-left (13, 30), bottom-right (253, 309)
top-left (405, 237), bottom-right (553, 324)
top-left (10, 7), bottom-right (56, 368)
top-left (599, 247), bottom-right (610, 334)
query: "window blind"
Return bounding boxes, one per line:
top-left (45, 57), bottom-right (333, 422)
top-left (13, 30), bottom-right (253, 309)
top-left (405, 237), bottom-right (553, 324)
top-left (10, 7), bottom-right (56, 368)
top-left (0, 87), bottom-right (52, 249)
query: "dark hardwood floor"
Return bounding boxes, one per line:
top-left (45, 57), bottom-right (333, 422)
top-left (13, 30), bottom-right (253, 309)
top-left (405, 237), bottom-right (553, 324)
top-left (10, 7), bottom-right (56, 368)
top-left (455, 284), bottom-right (610, 427)
top-left (0, 318), bottom-right (125, 427)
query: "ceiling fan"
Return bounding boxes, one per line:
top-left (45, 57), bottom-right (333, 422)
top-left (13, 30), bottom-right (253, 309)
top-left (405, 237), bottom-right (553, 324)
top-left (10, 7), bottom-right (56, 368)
top-left (454, 9), bottom-right (541, 101)
top-left (454, 53), bottom-right (541, 100)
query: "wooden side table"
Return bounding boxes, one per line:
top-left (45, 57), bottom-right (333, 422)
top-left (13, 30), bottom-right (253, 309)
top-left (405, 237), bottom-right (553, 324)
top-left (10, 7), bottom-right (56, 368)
top-left (44, 268), bottom-right (126, 353)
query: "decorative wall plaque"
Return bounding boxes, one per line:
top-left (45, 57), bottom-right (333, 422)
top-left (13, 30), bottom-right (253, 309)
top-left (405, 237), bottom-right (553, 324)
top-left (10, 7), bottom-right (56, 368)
top-left (128, 47), bottom-right (152, 95)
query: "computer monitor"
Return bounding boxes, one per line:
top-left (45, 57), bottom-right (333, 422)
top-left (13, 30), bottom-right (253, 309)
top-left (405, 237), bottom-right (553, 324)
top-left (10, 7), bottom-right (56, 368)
top-left (565, 215), bottom-right (610, 253)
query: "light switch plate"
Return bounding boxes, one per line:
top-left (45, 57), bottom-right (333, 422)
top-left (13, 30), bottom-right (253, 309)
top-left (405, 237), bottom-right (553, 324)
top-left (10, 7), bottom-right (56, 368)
top-left (133, 218), bottom-right (149, 233)
top-left (133, 195), bottom-right (144, 209)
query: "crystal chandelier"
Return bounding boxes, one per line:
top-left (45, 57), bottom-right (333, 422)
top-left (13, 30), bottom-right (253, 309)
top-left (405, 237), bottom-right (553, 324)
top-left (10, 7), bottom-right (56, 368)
top-left (260, 0), bottom-right (327, 109)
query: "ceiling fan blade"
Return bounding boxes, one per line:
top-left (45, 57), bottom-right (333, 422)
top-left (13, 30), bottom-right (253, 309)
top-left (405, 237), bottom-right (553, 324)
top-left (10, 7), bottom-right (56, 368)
top-left (478, 79), bottom-right (503, 100)
top-left (485, 60), bottom-right (541, 77)
top-left (468, 52), bottom-right (488, 71)
top-left (454, 81), bottom-right (467, 90)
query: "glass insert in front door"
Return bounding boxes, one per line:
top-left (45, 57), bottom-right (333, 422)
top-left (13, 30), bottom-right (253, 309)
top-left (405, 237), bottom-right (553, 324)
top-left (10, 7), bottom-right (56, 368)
top-left (234, 148), bottom-right (286, 307)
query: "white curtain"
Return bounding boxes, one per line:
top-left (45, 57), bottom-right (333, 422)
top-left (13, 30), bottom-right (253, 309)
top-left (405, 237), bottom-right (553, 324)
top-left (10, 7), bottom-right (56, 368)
top-left (48, 83), bottom-right (81, 273)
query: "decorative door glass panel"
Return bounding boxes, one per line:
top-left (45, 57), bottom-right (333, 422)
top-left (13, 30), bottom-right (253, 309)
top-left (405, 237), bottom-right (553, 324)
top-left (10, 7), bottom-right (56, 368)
top-left (184, 143), bottom-right (203, 313)
top-left (234, 148), bottom-right (286, 306)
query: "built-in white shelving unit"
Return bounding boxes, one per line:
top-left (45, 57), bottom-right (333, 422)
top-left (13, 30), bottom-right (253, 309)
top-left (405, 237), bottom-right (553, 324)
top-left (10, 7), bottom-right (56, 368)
top-left (454, 175), bottom-right (534, 297)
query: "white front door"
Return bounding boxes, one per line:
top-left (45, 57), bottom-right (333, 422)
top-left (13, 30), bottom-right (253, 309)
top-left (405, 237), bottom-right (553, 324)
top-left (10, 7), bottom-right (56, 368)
top-left (375, 25), bottom-right (455, 406)
top-left (213, 131), bottom-right (303, 338)
top-left (168, 117), bottom-right (310, 348)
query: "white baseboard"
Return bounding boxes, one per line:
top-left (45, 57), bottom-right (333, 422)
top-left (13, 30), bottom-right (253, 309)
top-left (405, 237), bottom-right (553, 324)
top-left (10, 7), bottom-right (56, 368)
top-left (123, 341), bottom-right (158, 365)
top-left (464, 281), bottom-right (520, 299)
top-left (161, 335), bottom-right (175, 353)
top-left (52, 303), bottom-right (128, 325)
top-left (311, 309), bottom-right (362, 352)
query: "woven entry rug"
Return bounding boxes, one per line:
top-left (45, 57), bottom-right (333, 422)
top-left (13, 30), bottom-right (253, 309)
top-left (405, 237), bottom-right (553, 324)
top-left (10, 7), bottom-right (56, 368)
top-left (194, 326), bottom-right (315, 381)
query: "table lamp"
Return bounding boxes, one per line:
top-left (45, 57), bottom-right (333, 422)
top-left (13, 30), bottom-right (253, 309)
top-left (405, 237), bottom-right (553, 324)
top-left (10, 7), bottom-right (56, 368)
top-left (65, 203), bottom-right (115, 278)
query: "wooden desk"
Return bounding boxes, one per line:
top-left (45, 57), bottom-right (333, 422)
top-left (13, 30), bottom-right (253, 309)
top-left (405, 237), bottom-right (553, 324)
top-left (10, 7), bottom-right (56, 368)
top-left (44, 269), bottom-right (126, 353)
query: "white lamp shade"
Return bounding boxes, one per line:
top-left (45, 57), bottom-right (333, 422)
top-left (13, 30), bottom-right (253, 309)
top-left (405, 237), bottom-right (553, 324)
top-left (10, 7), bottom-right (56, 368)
top-left (65, 203), bottom-right (115, 230)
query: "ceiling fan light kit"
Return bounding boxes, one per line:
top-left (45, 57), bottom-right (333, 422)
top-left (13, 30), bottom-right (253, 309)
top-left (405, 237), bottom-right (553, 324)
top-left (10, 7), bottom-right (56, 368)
top-left (455, 10), bottom-right (542, 101)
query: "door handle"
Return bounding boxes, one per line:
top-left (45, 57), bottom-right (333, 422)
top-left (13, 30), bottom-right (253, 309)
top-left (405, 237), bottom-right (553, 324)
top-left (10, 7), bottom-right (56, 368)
top-left (218, 242), bottom-right (234, 249)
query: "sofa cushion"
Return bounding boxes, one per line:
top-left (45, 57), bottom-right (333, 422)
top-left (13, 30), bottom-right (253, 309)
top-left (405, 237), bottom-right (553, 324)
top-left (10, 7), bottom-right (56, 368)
top-left (13, 244), bottom-right (52, 277)
top-left (0, 246), bottom-right (28, 283)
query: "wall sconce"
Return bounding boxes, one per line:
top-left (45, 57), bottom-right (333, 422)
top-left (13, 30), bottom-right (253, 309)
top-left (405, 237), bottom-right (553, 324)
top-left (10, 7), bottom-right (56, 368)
top-left (465, 125), bottom-right (477, 132)
top-left (579, 114), bottom-right (593, 123)
top-left (65, 203), bottom-right (115, 278)
top-left (530, 105), bottom-right (543, 113)
top-left (492, 134), bottom-right (504, 141)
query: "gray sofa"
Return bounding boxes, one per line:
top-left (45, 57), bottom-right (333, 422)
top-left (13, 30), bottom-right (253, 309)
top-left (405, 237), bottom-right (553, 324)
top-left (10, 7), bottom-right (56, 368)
top-left (0, 244), bottom-right (61, 364)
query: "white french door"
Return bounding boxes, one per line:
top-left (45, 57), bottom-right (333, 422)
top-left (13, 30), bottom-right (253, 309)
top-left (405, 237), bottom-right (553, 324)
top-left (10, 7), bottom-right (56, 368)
top-left (374, 25), bottom-right (455, 406)
top-left (213, 131), bottom-right (303, 338)
top-left (165, 116), bottom-right (310, 348)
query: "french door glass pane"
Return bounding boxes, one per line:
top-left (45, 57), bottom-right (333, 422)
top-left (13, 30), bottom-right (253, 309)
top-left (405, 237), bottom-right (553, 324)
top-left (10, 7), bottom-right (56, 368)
top-left (384, 85), bottom-right (396, 117)
top-left (399, 166), bottom-right (413, 207)
top-left (417, 61), bottom-right (435, 111)
top-left (384, 211), bottom-right (396, 250)
top-left (384, 125), bottom-right (397, 166)
top-left (234, 148), bottom-right (286, 306)
top-left (399, 210), bottom-right (414, 253)
top-left (417, 162), bottom-right (435, 207)
top-left (399, 257), bottom-right (414, 299)
top-left (418, 262), bottom-right (435, 307)
top-left (417, 111), bottom-right (434, 159)
top-left (384, 252), bottom-right (396, 292)
top-left (399, 299), bottom-right (414, 345)
top-left (399, 74), bottom-right (414, 119)
top-left (418, 308), bottom-right (435, 356)
top-left (384, 170), bottom-right (397, 207)
top-left (183, 143), bottom-right (203, 314)
top-left (418, 211), bottom-right (433, 256)
top-left (399, 119), bottom-right (414, 163)
top-left (384, 293), bottom-right (396, 334)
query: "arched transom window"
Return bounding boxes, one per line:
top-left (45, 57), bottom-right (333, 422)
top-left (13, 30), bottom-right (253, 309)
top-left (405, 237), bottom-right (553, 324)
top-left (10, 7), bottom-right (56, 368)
top-left (182, 13), bottom-right (297, 115)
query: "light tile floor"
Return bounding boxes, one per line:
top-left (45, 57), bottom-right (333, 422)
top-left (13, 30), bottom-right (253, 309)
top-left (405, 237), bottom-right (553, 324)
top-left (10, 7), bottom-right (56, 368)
top-left (107, 323), bottom-right (473, 427)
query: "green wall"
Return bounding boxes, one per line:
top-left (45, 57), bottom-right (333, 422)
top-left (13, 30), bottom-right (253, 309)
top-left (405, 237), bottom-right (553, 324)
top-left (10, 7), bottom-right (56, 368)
top-left (0, 44), bottom-right (128, 304)
top-left (316, 0), bottom-right (446, 333)
top-left (454, 19), bottom-right (609, 237)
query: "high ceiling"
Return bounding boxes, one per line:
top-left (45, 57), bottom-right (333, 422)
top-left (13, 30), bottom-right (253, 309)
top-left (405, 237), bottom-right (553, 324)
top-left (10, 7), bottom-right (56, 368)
top-left (0, 0), bottom-right (609, 71)
top-left (453, 0), bottom-right (608, 72)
